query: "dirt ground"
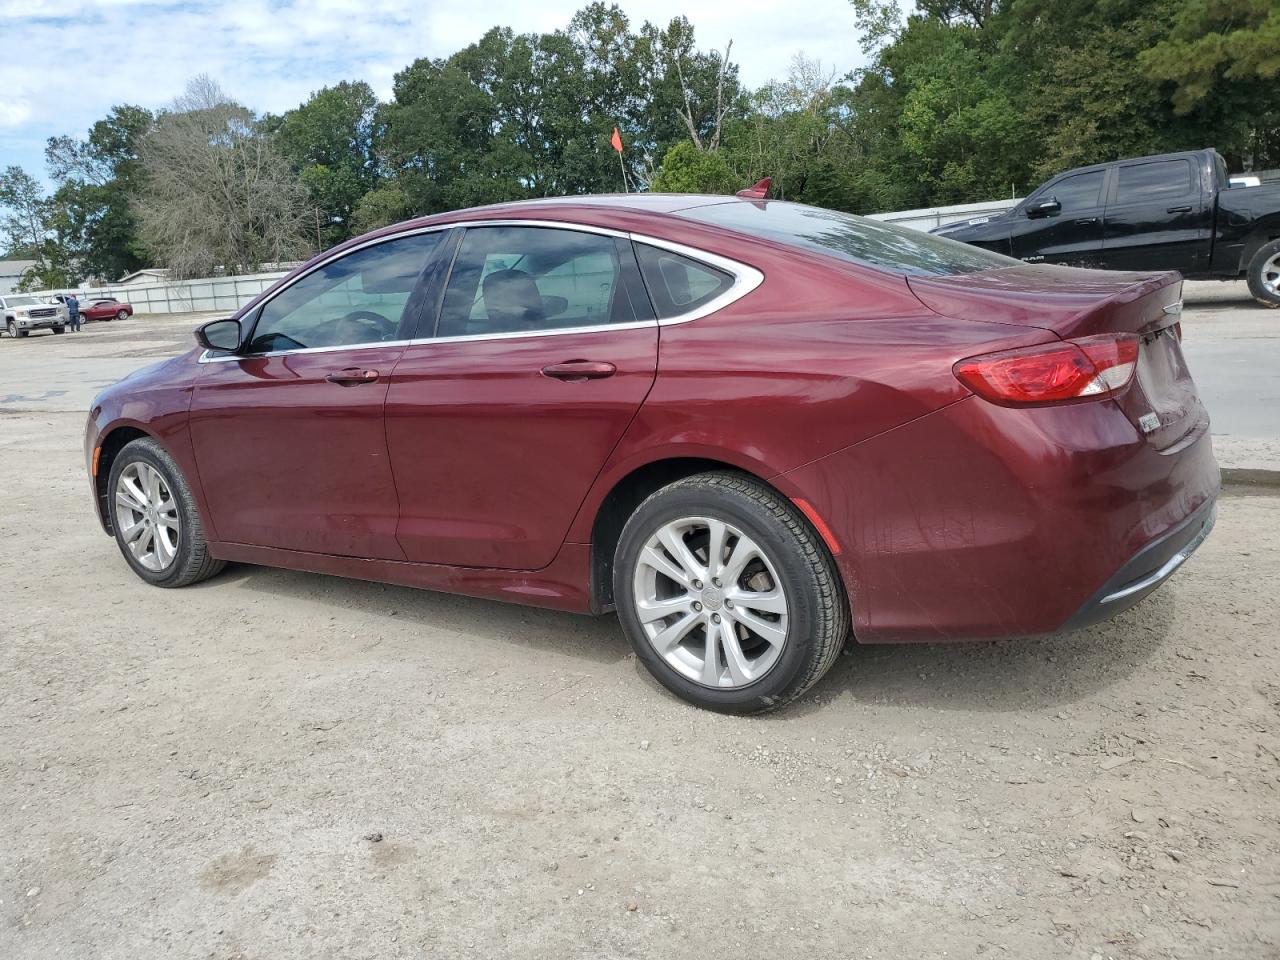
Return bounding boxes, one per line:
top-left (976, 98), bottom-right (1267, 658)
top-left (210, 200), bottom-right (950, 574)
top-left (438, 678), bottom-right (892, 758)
top-left (1, 309), bottom-right (1278, 959)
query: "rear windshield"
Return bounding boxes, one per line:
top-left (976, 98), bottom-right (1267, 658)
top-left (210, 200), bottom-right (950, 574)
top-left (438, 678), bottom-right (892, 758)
top-left (679, 200), bottom-right (1019, 276)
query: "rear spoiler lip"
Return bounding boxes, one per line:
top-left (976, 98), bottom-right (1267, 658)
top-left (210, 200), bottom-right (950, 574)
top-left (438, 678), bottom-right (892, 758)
top-left (905, 267), bottom-right (1184, 340)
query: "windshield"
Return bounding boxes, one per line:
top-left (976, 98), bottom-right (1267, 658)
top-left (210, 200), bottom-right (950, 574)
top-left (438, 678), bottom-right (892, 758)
top-left (6, 296), bottom-right (40, 306)
top-left (679, 200), bottom-right (1020, 276)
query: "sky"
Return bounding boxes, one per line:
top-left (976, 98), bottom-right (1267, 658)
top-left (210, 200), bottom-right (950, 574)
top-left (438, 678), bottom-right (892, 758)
top-left (1, 0), bottom-right (870, 186)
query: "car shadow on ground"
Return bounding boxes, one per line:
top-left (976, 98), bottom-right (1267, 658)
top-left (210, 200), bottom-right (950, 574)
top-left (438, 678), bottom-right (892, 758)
top-left (208, 563), bottom-right (629, 667)
top-left (204, 560), bottom-right (1177, 715)
top-left (790, 596), bottom-right (1178, 717)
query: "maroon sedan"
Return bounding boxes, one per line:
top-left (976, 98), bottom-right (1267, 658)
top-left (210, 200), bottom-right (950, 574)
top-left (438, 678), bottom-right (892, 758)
top-left (84, 195), bottom-right (1218, 713)
top-left (80, 298), bottom-right (133, 321)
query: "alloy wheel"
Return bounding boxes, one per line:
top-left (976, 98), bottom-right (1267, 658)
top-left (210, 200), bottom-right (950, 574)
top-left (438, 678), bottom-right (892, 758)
top-left (115, 461), bottom-right (180, 572)
top-left (632, 516), bottom-right (789, 689)
top-left (1262, 252), bottom-right (1280, 297)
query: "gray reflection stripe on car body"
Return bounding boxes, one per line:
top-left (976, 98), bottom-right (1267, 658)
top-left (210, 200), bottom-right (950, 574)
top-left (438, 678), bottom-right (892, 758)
top-left (197, 219), bottom-right (765, 364)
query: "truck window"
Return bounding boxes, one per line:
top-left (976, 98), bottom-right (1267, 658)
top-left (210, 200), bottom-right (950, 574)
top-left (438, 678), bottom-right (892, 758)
top-left (1116, 159), bottom-right (1195, 204)
top-left (1045, 171), bottom-right (1104, 212)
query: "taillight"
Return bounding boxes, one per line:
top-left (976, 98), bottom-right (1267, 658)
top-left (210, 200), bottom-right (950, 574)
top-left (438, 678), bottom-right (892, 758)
top-left (953, 334), bottom-right (1139, 406)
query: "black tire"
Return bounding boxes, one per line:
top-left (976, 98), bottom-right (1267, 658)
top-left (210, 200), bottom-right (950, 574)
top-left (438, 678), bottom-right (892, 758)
top-left (107, 437), bottom-right (226, 588)
top-left (53, 326), bottom-right (65, 334)
top-left (5, 321), bottom-right (14, 338)
top-left (614, 471), bottom-right (850, 714)
top-left (116, 309), bottom-right (129, 321)
top-left (1246, 239), bottom-right (1280, 308)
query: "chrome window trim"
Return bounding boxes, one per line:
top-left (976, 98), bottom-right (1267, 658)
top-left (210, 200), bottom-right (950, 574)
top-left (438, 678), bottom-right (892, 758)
top-left (198, 217), bottom-right (764, 363)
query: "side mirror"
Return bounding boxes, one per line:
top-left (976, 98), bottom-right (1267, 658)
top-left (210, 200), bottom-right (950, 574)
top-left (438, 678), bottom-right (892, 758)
top-left (1027, 197), bottom-right (1061, 219)
top-left (195, 318), bottom-right (242, 352)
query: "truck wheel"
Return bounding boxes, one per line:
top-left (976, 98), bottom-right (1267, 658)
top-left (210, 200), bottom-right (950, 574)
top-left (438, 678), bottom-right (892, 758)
top-left (53, 326), bottom-right (65, 334)
top-left (5, 321), bottom-right (14, 338)
top-left (1246, 240), bottom-right (1280, 308)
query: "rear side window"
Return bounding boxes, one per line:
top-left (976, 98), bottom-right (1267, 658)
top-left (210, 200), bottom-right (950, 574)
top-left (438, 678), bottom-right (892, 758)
top-left (679, 200), bottom-right (1019, 276)
top-left (436, 226), bottom-right (650, 338)
top-left (1045, 171), bottom-right (1105, 212)
top-left (1116, 159), bottom-right (1195, 204)
top-left (634, 244), bottom-right (733, 319)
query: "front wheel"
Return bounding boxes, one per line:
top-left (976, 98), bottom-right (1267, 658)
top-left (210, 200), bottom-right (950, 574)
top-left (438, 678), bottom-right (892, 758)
top-left (614, 472), bottom-right (849, 714)
top-left (1247, 239), bottom-right (1280, 308)
top-left (53, 326), bottom-right (65, 334)
top-left (6, 321), bottom-right (14, 338)
top-left (107, 437), bottom-right (226, 587)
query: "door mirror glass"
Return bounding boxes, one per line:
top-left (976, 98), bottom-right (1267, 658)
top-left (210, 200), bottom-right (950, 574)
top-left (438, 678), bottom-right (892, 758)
top-left (1027, 197), bottom-right (1061, 219)
top-left (196, 318), bottom-right (242, 352)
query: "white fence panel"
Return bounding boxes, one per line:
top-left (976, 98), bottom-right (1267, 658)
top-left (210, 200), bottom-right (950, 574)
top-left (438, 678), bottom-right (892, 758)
top-left (868, 198), bottom-right (1022, 232)
top-left (33, 270), bottom-right (290, 315)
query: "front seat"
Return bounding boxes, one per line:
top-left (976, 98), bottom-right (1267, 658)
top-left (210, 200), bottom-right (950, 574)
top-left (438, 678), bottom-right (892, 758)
top-left (480, 269), bottom-right (544, 332)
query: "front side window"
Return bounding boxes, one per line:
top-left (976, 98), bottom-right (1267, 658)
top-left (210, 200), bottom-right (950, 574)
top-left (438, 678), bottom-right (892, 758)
top-left (1043, 171), bottom-right (1105, 213)
top-left (436, 226), bottom-right (648, 338)
top-left (1116, 159), bottom-right (1195, 204)
top-left (246, 232), bottom-right (442, 353)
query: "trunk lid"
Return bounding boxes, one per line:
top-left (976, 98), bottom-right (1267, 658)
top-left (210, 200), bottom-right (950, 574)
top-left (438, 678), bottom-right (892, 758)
top-left (910, 264), bottom-right (1205, 452)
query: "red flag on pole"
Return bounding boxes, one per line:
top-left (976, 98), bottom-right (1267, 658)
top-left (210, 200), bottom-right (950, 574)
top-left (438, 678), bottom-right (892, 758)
top-left (610, 127), bottom-right (624, 153)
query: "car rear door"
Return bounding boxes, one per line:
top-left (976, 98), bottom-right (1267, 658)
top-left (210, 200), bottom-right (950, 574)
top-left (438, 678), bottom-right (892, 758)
top-left (1010, 169), bottom-right (1108, 267)
top-left (189, 230), bottom-right (446, 559)
top-left (385, 223), bottom-right (658, 569)
top-left (1103, 156), bottom-right (1211, 274)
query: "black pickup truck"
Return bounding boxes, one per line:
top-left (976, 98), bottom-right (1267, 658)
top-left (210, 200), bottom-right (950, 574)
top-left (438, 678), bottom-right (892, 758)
top-left (931, 148), bottom-right (1280, 307)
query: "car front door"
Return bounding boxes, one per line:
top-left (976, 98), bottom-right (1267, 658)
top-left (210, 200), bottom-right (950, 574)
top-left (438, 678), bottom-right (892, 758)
top-left (1102, 156), bottom-right (1210, 274)
top-left (385, 224), bottom-right (659, 569)
top-left (188, 230), bottom-right (446, 558)
top-left (1010, 169), bottom-right (1108, 267)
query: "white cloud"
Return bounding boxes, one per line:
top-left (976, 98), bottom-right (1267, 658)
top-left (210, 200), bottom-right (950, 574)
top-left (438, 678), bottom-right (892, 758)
top-left (0, 0), bottom-right (868, 181)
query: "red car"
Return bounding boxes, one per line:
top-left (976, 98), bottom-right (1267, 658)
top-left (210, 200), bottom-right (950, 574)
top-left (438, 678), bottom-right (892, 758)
top-left (80, 298), bottom-right (133, 321)
top-left (84, 194), bottom-right (1218, 713)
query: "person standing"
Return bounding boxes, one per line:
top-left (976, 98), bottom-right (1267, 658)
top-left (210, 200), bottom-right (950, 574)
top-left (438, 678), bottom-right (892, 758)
top-left (66, 294), bottom-right (81, 332)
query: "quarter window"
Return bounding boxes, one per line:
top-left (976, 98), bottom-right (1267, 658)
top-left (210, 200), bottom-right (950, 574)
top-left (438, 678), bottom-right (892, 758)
top-left (436, 226), bottom-right (647, 338)
top-left (1116, 159), bottom-right (1195, 204)
top-left (246, 232), bottom-right (442, 353)
top-left (634, 244), bottom-right (734, 319)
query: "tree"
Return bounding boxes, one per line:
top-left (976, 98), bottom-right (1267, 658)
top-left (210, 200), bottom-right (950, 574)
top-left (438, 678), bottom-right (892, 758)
top-left (650, 140), bottom-right (738, 193)
top-left (267, 81), bottom-right (380, 246)
top-left (0, 166), bottom-right (76, 289)
top-left (45, 105), bottom-right (152, 281)
top-left (135, 76), bottom-right (311, 278)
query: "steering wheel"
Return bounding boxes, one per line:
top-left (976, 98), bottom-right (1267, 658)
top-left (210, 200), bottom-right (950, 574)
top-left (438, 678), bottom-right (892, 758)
top-left (335, 309), bottom-right (396, 343)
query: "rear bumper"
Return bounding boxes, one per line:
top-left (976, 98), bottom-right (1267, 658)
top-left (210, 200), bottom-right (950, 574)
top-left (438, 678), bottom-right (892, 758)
top-left (1060, 496), bottom-right (1215, 631)
top-left (777, 395), bottom-right (1220, 642)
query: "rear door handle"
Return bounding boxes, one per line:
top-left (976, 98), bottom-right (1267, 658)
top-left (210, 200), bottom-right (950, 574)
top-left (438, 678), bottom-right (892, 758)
top-left (325, 368), bottom-right (380, 386)
top-left (541, 360), bottom-right (617, 381)
top-left (1074, 217), bottom-right (1099, 225)
top-left (1166, 205), bottom-right (1192, 214)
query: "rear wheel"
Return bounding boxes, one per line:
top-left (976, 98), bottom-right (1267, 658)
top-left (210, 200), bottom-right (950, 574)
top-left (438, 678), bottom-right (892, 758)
top-left (614, 472), bottom-right (849, 714)
top-left (116, 309), bottom-right (129, 321)
top-left (108, 438), bottom-right (225, 588)
top-left (1246, 239), bottom-right (1280, 308)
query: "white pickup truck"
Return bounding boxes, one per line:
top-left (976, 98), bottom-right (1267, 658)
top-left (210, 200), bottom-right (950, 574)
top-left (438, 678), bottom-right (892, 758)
top-left (2, 295), bottom-right (67, 338)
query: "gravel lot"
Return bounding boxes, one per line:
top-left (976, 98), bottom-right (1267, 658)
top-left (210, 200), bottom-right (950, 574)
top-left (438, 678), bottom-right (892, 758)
top-left (2, 302), bottom-right (1278, 959)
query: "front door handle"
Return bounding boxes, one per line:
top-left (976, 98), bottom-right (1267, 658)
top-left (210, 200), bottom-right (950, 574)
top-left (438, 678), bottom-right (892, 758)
top-left (1074, 217), bottom-right (1099, 225)
top-left (325, 368), bottom-right (380, 386)
top-left (541, 360), bottom-right (617, 381)
top-left (1166, 205), bottom-right (1192, 214)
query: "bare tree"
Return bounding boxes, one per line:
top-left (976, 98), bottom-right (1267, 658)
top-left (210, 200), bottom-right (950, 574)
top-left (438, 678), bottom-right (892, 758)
top-left (676, 39), bottom-right (735, 152)
top-left (135, 76), bottom-right (311, 278)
